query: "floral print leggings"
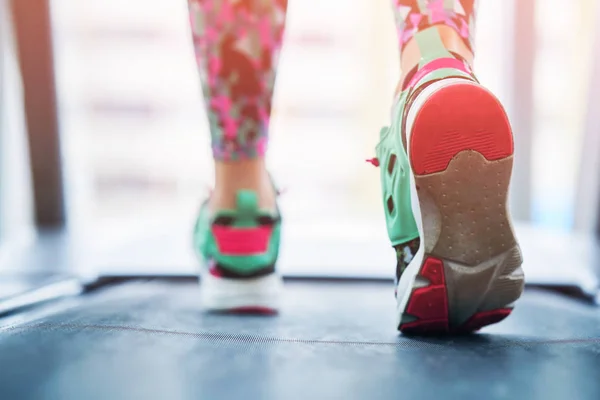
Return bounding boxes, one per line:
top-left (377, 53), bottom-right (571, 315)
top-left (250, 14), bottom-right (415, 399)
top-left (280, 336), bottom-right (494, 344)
top-left (188, 0), bottom-right (477, 160)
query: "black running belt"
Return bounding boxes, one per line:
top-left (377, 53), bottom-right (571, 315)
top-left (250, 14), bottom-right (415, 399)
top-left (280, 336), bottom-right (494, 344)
top-left (0, 281), bottom-right (598, 400)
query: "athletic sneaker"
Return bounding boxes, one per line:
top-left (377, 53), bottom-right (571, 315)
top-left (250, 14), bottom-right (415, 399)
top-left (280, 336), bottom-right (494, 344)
top-left (373, 27), bottom-right (525, 334)
top-left (194, 190), bottom-right (283, 313)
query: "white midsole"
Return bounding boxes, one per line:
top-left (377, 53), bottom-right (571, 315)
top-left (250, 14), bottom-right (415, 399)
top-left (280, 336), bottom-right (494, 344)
top-left (200, 273), bottom-right (283, 310)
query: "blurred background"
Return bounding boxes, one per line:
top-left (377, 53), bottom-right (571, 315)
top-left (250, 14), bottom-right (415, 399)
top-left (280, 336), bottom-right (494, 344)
top-left (1, 0), bottom-right (599, 282)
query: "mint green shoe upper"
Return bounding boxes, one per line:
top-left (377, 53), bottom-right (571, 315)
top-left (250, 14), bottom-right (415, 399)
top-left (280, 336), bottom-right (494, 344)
top-left (374, 27), bottom-right (477, 247)
top-left (375, 124), bottom-right (419, 246)
top-left (194, 190), bottom-right (281, 277)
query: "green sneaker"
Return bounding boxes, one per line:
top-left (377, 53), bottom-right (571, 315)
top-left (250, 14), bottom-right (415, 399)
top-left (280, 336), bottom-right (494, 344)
top-left (373, 27), bottom-right (524, 334)
top-left (194, 189), bottom-right (283, 313)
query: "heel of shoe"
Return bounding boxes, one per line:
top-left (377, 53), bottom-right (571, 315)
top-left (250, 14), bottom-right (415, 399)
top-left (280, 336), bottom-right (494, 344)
top-left (198, 190), bottom-right (282, 277)
top-left (406, 79), bottom-right (514, 174)
top-left (195, 189), bottom-right (283, 312)
top-left (397, 80), bottom-right (525, 334)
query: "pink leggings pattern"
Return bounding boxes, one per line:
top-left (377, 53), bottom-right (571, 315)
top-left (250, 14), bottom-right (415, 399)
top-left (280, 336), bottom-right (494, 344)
top-left (189, 0), bottom-right (287, 160)
top-left (393, 0), bottom-right (477, 51)
top-left (189, 0), bottom-right (476, 160)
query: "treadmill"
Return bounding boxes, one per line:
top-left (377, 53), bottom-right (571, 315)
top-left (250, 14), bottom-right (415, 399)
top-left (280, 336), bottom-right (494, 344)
top-left (1, 0), bottom-right (600, 399)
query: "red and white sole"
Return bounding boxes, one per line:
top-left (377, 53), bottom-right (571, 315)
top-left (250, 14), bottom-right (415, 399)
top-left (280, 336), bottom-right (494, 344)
top-left (396, 78), bottom-right (525, 334)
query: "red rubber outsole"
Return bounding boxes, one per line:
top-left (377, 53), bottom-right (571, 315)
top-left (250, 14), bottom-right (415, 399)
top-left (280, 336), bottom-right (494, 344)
top-left (398, 257), bottom-right (512, 334)
top-left (409, 83), bottom-right (514, 176)
top-left (399, 81), bottom-right (516, 335)
top-left (227, 307), bottom-right (278, 315)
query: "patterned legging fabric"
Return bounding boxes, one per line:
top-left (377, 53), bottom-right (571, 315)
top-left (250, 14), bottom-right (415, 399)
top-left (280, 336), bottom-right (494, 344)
top-left (189, 0), bottom-right (477, 161)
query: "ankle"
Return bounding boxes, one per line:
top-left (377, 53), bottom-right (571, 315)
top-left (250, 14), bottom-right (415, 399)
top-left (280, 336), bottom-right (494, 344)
top-left (398, 25), bottom-right (474, 91)
top-left (211, 158), bottom-right (276, 212)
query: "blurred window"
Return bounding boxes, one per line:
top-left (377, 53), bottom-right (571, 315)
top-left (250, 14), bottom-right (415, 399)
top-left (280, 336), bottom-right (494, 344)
top-left (0, 3), bottom-right (33, 254)
top-left (49, 0), bottom-right (597, 274)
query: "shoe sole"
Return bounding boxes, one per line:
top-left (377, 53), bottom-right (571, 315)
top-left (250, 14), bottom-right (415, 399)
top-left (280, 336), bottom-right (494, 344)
top-left (397, 78), bottom-right (525, 334)
top-left (201, 272), bottom-right (282, 313)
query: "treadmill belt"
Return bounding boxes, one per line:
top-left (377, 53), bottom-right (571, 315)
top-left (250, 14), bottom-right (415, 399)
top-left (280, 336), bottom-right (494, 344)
top-left (0, 281), bottom-right (599, 400)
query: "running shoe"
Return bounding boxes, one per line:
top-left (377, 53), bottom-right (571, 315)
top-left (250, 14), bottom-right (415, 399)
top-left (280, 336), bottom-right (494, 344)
top-left (372, 27), bottom-right (525, 334)
top-left (194, 189), bottom-right (283, 313)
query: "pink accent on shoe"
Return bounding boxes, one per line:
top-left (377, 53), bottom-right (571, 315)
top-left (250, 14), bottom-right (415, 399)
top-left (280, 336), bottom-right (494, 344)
top-left (208, 261), bottom-right (223, 277)
top-left (229, 306), bottom-right (277, 315)
top-left (212, 226), bottom-right (272, 255)
top-left (366, 158), bottom-right (380, 167)
top-left (405, 58), bottom-right (471, 91)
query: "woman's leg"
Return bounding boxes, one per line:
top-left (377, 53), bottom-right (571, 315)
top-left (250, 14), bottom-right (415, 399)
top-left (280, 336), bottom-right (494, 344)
top-left (189, 0), bottom-right (288, 211)
top-left (189, 0), bottom-right (288, 312)
top-left (393, 0), bottom-right (476, 93)
top-left (387, 2), bottom-right (478, 289)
